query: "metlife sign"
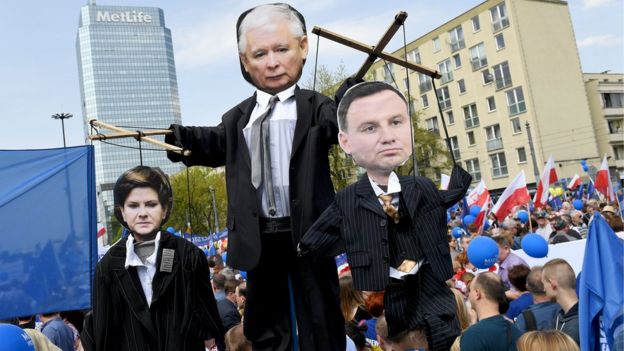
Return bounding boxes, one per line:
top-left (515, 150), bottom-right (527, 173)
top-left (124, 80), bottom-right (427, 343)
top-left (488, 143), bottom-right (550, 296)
top-left (96, 10), bottom-right (152, 23)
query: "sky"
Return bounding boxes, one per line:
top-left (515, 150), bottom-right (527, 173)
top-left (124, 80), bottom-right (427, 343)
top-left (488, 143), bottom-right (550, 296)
top-left (0, 0), bottom-right (622, 150)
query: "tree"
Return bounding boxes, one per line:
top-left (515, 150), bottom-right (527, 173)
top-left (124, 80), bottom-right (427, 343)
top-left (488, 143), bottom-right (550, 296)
top-left (168, 166), bottom-right (228, 235)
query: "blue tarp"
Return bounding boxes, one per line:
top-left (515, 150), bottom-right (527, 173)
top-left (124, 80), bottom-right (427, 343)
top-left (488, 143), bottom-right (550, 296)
top-left (0, 146), bottom-right (96, 320)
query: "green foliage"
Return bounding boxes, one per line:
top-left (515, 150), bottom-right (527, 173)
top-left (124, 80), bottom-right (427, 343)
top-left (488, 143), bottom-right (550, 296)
top-left (168, 166), bottom-right (227, 235)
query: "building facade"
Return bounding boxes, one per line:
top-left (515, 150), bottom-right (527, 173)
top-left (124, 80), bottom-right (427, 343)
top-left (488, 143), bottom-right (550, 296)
top-left (584, 72), bottom-right (624, 184)
top-left (76, 4), bottom-right (182, 241)
top-left (371, 0), bottom-right (601, 192)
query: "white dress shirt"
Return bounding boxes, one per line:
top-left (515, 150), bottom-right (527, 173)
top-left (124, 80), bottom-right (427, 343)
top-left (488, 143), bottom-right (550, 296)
top-left (124, 231), bottom-right (161, 307)
top-left (243, 84), bottom-right (297, 218)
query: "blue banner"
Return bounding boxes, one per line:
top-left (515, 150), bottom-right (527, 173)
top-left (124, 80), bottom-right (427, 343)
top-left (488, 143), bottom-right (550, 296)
top-left (0, 146), bottom-right (96, 320)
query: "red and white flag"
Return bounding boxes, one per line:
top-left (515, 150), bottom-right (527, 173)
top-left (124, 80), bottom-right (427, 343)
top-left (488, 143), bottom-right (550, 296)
top-left (533, 155), bottom-right (558, 208)
top-left (492, 171), bottom-right (531, 220)
top-left (466, 180), bottom-right (491, 232)
top-left (567, 174), bottom-right (582, 190)
top-left (594, 154), bottom-right (616, 201)
top-left (97, 223), bottom-right (106, 238)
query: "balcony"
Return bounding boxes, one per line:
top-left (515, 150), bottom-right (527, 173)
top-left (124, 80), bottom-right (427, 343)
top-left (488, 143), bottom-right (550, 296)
top-left (616, 159), bottom-right (624, 169)
top-left (471, 57), bottom-right (488, 71)
top-left (608, 132), bottom-right (624, 144)
top-left (604, 107), bottom-right (624, 117)
top-left (465, 117), bottom-right (480, 129)
top-left (486, 137), bottom-right (504, 152)
top-left (450, 39), bottom-right (465, 53)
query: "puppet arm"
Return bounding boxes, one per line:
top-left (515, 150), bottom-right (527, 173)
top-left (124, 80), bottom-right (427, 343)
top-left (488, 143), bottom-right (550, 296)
top-left (439, 164), bottom-right (472, 208)
top-left (298, 201), bottom-right (346, 258)
top-left (165, 124), bottom-right (227, 167)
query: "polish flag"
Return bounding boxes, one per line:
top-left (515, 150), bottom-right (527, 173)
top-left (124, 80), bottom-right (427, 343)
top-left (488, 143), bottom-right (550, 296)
top-left (492, 171), bottom-right (531, 220)
top-left (97, 223), bottom-right (106, 238)
top-left (466, 180), bottom-right (490, 232)
top-left (567, 174), bottom-right (582, 190)
top-left (533, 156), bottom-right (558, 208)
top-left (594, 154), bottom-right (616, 201)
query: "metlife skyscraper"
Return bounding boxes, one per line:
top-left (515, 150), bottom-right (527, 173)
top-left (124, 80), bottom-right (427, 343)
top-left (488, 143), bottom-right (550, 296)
top-left (76, 4), bottom-right (182, 240)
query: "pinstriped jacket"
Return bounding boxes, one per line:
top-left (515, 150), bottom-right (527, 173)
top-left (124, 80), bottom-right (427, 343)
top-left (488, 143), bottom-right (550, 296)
top-left (300, 165), bottom-right (472, 291)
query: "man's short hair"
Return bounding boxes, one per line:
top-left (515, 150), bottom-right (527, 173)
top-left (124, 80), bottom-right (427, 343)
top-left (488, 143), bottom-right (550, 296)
top-left (237, 3), bottom-right (305, 54)
top-left (224, 278), bottom-right (240, 295)
top-left (236, 285), bottom-right (247, 298)
top-left (474, 272), bottom-right (509, 313)
top-left (224, 323), bottom-right (252, 351)
top-left (508, 264), bottom-right (531, 292)
top-left (493, 235), bottom-right (512, 248)
top-left (212, 273), bottom-right (226, 290)
top-left (526, 266), bottom-right (546, 295)
top-left (336, 81), bottom-right (408, 132)
top-left (542, 258), bottom-right (576, 290)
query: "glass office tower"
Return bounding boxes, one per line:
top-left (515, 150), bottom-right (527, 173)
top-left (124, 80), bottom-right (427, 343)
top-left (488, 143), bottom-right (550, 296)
top-left (76, 4), bottom-right (182, 241)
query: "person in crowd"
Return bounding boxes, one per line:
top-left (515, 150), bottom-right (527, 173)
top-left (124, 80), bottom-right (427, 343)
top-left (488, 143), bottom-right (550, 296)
top-left (40, 312), bottom-right (74, 351)
top-left (235, 284), bottom-right (247, 317)
top-left (375, 315), bottom-right (428, 351)
top-left (515, 266), bottom-right (561, 333)
top-left (164, 3), bottom-right (356, 349)
top-left (212, 273), bottom-right (227, 302)
top-left (80, 166), bottom-right (224, 350)
top-left (542, 258), bottom-right (579, 345)
top-left (569, 210), bottom-right (587, 238)
top-left (460, 272), bottom-right (522, 351)
top-left (493, 236), bottom-right (528, 299)
top-left (535, 211), bottom-right (553, 242)
top-left (603, 205), bottom-right (624, 232)
top-left (516, 330), bottom-right (579, 351)
top-left (218, 278), bottom-right (242, 332)
top-left (582, 200), bottom-right (599, 225)
top-left (506, 265), bottom-right (533, 320)
top-left (224, 323), bottom-right (252, 351)
top-left (299, 81), bottom-right (472, 351)
top-left (549, 217), bottom-right (581, 244)
top-left (16, 315), bottom-right (35, 330)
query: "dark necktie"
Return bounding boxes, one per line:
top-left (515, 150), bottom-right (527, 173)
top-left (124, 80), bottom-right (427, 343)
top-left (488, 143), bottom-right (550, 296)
top-left (379, 194), bottom-right (400, 224)
top-left (251, 95), bottom-right (279, 216)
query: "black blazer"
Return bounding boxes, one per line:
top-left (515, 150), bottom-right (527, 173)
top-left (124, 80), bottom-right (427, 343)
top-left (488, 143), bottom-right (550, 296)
top-left (300, 166), bottom-right (472, 291)
top-left (166, 87), bottom-right (338, 271)
top-left (81, 232), bottom-right (224, 351)
top-left (217, 298), bottom-right (241, 332)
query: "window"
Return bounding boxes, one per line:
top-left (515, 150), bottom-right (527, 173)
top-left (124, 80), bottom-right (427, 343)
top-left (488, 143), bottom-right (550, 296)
top-left (517, 147), bottom-right (527, 163)
top-left (490, 2), bottom-right (509, 32)
top-left (446, 111), bottom-right (455, 125)
top-left (458, 79), bottom-right (466, 94)
top-left (421, 94), bottom-right (429, 108)
top-left (453, 53), bottom-right (462, 69)
top-left (409, 100), bottom-right (416, 115)
top-left (487, 96), bottom-right (496, 112)
top-left (465, 158), bottom-right (482, 181)
top-left (511, 117), bottom-right (522, 134)
top-left (506, 87), bottom-right (526, 115)
top-left (383, 63), bottom-right (394, 84)
top-left (608, 119), bottom-right (623, 133)
top-left (426, 117), bottom-right (439, 134)
top-left (482, 69), bottom-right (493, 85)
top-left (470, 43), bottom-right (488, 70)
top-left (437, 86), bottom-right (451, 110)
top-left (407, 48), bottom-right (421, 64)
top-left (418, 73), bottom-right (432, 93)
top-left (495, 33), bottom-right (506, 50)
top-left (492, 61), bottom-right (512, 90)
top-left (438, 59), bottom-right (453, 84)
top-left (490, 152), bottom-right (508, 178)
top-left (433, 37), bottom-right (441, 52)
top-left (450, 136), bottom-right (461, 160)
top-left (472, 16), bottom-right (481, 32)
top-left (463, 103), bottom-right (479, 129)
top-left (449, 25), bottom-right (465, 52)
top-left (603, 92), bottom-right (624, 108)
top-left (467, 131), bottom-right (476, 146)
top-left (614, 145), bottom-right (624, 160)
top-left (485, 124), bottom-right (503, 152)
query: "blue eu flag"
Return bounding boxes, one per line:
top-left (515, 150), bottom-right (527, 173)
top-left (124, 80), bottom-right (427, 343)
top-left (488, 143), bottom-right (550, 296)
top-left (579, 214), bottom-right (624, 350)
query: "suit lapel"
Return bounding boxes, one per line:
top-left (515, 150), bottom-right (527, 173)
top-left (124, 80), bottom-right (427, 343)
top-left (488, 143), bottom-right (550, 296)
top-left (355, 175), bottom-right (386, 218)
top-left (291, 87), bottom-right (313, 159)
top-left (236, 94), bottom-right (257, 168)
top-left (109, 242), bottom-right (158, 338)
top-left (400, 176), bottom-right (422, 221)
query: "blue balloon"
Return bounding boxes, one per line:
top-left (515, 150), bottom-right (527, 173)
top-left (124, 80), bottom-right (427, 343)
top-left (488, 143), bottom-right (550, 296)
top-left (521, 233), bottom-right (549, 258)
top-left (573, 199), bottom-right (584, 211)
top-left (467, 236), bottom-right (499, 269)
top-left (469, 205), bottom-right (481, 217)
top-left (166, 226), bottom-right (176, 234)
top-left (583, 164), bottom-right (589, 172)
top-left (580, 159), bottom-right (586, 165)
top-left (447, 212), bottom-right (451, 223)
top-left (516, 210), bottom-right (529, 224)
top-left (239, 271), bottom-right (247, 280)
top-left (483, 221), bottom-right (491, 231)
top-left (452, 227), bottom-right (464, 239)
top-left (463, 215), bottom-right (476, 226)
top-left (0, 324), bottom-right (35, 351)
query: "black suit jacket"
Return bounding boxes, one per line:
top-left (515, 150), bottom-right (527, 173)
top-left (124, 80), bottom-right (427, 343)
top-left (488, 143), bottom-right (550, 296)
top-left (81, 232), bottom-right (224, 351)
top-left (217, 298), bottom-right (241, 332)
top-left (300, 165), bottom-right (472, 291)
top-left (166, 87), bottom-right (338, 271)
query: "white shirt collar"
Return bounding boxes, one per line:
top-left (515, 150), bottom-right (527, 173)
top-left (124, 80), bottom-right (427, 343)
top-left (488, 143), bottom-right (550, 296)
top-left (255, 84), bottom-right (296, 108)
top-left (125, 231), bottom-right (161, 269)
top-left (368, 171), bottom-right (401, 197)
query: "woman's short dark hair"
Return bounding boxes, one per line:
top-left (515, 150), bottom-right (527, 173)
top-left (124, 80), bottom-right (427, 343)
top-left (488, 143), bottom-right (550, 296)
top-left (113, 166), bottom-right (173, 229)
